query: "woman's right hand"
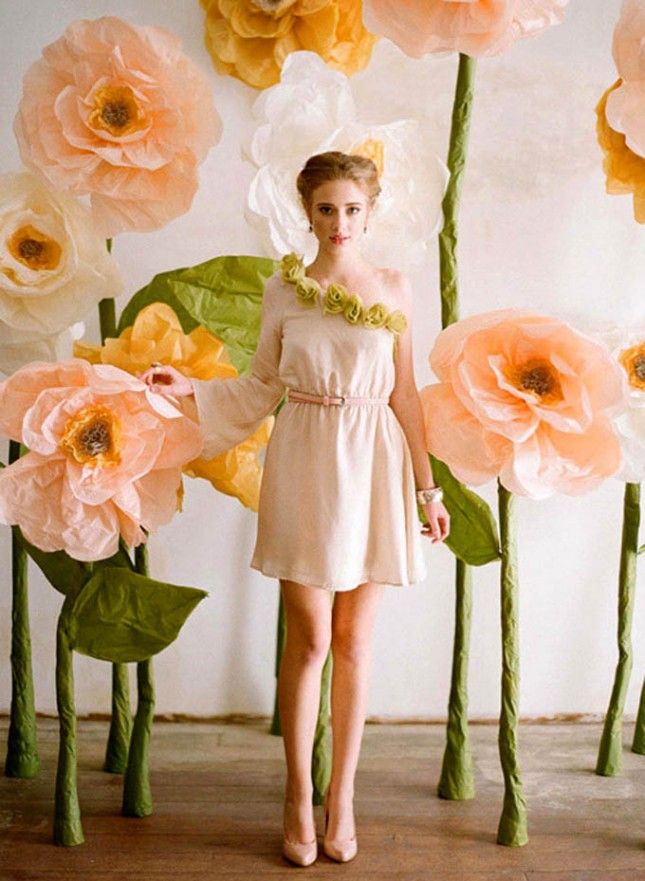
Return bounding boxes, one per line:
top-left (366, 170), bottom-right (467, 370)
top-left (138, 364), bottom-right (194, 396)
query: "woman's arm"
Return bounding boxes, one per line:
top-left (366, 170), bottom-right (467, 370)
top-left (388, 272), bottom-right (449, 542)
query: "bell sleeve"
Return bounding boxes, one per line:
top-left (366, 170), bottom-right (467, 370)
top-left (190, 272), bottom-right (286, 460)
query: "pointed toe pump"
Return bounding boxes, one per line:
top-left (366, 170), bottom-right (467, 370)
top-left (323, 790), bottom-right (358, 863)
top-left (282, 800), bottom-right (318, 867)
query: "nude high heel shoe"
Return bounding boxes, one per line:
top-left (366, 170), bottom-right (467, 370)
top-left (323, 790), bottom-right (358, 863)
top-left (282, 799), bottom-right (318, 867)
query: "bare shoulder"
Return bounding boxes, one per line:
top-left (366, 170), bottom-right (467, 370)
top-left (376, 266), bottom-right (413, 312)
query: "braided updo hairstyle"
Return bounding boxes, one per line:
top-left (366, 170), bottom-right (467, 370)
top-left (296, 151), bottom-right (381, 218)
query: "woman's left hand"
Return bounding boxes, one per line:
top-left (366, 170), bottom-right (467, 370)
top-left (420, 500), bottom-right (450, 543)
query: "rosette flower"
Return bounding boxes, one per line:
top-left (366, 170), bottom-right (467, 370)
top-left (0, 172), bottom-right (121, 373)
top-left (419, 311), bottom-right (626, 499)
top-left (343, 293), bottom-right (363, 324)
top-left (362, 0), bottom-right (568, 58)
top-left (294, 277), bottom-right (321, 306)
top-left (201, 0), bottom-right (378, 90)
top-left (245, 51), bottom-right (448, 271)
top-left (363, 302), bottom-right (388, 329)
top-left (74, 302), bottom-right (273, 511)
top-left (0, 359), bottom-right (204, 560)
top-left (14, 17), bottom-right (222, 237)
top-left (322, 283), bottom-right (347, 315)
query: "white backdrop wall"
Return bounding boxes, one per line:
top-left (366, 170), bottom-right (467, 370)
top-left (0, 0), bottom-right (643, 720)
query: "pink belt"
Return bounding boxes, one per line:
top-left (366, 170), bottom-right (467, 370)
top-left (287, 389), bottom-right (389, 406)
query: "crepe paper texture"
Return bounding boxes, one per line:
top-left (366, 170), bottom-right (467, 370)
top-left (245, 51), bottom-right (449, 272)
top-left (14, 17), bottom-right (222, 237)
top-left (52, 552), bottom-right (207, 844)
top-left (0, 359), bottom-right (204, 561)
top-left (201, 0), bottom-right (378, 90)
top-left (0, 173), bottom-right (122, 375)
top-left (496, 483), bottom-right (528, 847)
top-left (362, 0), bottom-right (568, 58)
top-left (633, 678), bottom-right (645, 754)
top-left (3, 442), bottom-right (40, 780)
top-left (596, 482), bottom-right (641, 776)
top-left (597, 81), bottom-right (645, 224)
top-left (104, 664), bottom-right (133, 775)
top-left (76, 300), bottom-right (271, 512)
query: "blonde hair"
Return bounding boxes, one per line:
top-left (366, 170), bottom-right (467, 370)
top-left (296, 151), bottom-right (381, 213)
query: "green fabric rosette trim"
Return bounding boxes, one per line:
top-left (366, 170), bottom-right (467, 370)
top-left (279, 253), bottom-right (408, 353)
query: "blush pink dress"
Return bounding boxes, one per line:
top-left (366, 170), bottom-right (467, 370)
top-left (191, 259), bottom-right (427, 592)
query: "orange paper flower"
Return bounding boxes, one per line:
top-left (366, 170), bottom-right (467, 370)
top-left (201, 0), bottom-right (378, 89)
top-left (74, 302), bottom-right (273, 511)
top-left (419, 311), bottom-right (626, 499)
top-left (0, 359), bottom-right (203, 560)
top-left (362, 0), bottom-right (568, 58)
top-left (596, 80), bottom-right (645, 224)
top-left (14, 17), bottom-right (222, 237)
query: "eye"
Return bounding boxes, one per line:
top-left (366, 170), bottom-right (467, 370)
top-left (348, 206), bottom-right (360, 214)
top-left (318, 206), bottom-right (333, 215)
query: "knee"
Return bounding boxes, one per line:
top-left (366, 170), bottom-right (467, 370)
top-left (331, 626), bottom-right (371, 666)
top-left (286, 628), bottom-right (331, 667)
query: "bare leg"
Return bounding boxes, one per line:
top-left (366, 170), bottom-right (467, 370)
top-left (278, 579), bottom-right (333, 843)
top-left (327, 581), bottom-right (384, 840)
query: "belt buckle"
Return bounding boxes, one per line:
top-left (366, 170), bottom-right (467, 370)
top-left (338, 395), bottom-right (346, 406)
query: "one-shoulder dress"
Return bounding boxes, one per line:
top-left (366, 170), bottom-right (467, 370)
top-left (191, 253), bottom-right (428, 592)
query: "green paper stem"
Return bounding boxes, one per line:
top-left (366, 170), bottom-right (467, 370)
top-left (436, 53), bottom-right (478, 802)
top-left (53, 597), bottom-right (83, 846)
top-left (311, 648), bottom-right (333, 807)
top-left (103, 664), bottom-right (132, 774)
top-left (122, 543), bottom-right (155, 817)
top-left (596, 482), bottom-right (641, 775)
top-left (4, 440), bottom-right (40, 779)
top-left (438, 558), bottom-right (475, 799)
top-left (632, 676), bottom-right (645, 755)
top-left (269, 593), bottom-right (287, 736)
top-left (496, 483), bottom-right (528, 847)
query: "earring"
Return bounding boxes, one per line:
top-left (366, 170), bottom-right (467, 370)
top-left (309, 222), bottom-right (313, 232)
top-left (363, 225), bottom-right (367, 233)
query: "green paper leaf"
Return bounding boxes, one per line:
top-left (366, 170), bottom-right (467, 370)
top-left (117, 255), bottom-right (279, 373)
top-left (16, 532), bottom-right (133, 597)
top-left (428, 455), bottom-right (501, 566)
top-left (65, 567), bottom-right (207, 662)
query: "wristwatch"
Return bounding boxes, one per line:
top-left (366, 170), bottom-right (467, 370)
top-left (416, 486), bottom-right (443, 505)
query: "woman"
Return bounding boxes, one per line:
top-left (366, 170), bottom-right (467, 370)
top-left (140, 151), bottom-right (450, 866)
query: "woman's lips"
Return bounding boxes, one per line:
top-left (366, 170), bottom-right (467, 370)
top-left (330, 235), bottom-right (349, 244)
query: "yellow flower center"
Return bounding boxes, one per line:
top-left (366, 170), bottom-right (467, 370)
top-left (88, 84), bottom-right (148, 137)
top-left (511, 358), bottom-right (563, 404)
top-left (619, 342), bottom-right (645, 391)
top-left (351, 138), bottom-right (385, 176)
top-left (7, 224), bottom-right (61, 271)
top-left (59, 404), bottom-right (122, 468)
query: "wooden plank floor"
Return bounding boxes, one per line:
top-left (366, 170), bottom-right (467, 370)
top-left (1, 718), bottom-right (644, 880)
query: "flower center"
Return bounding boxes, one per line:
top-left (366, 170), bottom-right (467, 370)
top-left (7, 224), bottom-right (62, 271)
top-left (88, 84), bottom-right (148, 137)
top-left (619, 342), bottom-right (645, 391)
top-left (351, 138), bottom-right (385, 176)
top-left (511, 358), bottom-right (563, 403)
top-left (59, 404), bottom-right (121, 468)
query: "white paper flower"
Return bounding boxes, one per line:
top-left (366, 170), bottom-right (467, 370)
top-left (0, 172), bottom-right (122, 350)
top-left (0, 323), bottom-right (84, 377)
top-left (606, 326), bottom-right (645, 483)
top-left (244, 51), bottom-right (449, 271)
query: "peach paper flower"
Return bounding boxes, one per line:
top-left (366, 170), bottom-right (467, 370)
top-left (362, 0), bottom-right (568, 58)
top-left (14, 17), bottom-right (222, 237)
top-left (74, 302), bottom-right (273, 511)
top-left (0, 359), bottom-right (204, 560)
top-left (419, 311), bottom-right (626, 499)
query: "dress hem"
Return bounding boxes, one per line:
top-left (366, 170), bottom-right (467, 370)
top-left (249, 560), bottom-right (427, 592)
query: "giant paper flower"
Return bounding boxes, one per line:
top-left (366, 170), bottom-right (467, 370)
top-left (362, 0), bottom-right (568, 58)
top-left (0, 359), bottom-right (204, 560)
top-left (602, 327), bottom-right (645, 484)
top-left (14, 17), bottom-right (222, 237)
top-left (245, 51), bottom-right (449, 270)
top-left (419, 311), bottom-right (626, 499)
top-left (0, 172), bottom-right (121, 372)
top-left (201, 0), bottom-right (378, 90)
top-left (74, 302), bottom-right (273, 511)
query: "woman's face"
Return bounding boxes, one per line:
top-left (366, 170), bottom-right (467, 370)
top-left (307, 178), bottom-right (370, 252)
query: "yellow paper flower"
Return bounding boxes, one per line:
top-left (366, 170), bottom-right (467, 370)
top-left (596, 79), bottom-right (645, 223)
top-left (386, 310), bottom-right (408, 334)
top-left (201, 0), bottom-right (378, 90)
top-left (281, 251), bottom-right (307, 284)
top-left (295, 277), bottom-right (321, 306)
top-left (343, 293), bottom-right (363, 324)
top-left (74, 301), bottom-right (272, 511)
top-left (362, 302), bottom-right (389, 329)
top-left (322, 283), bottom-right (348, 315)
